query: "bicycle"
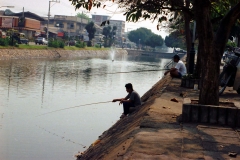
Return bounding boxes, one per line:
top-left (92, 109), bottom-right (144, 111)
top-left (219, 47), bottom-right (240, 95)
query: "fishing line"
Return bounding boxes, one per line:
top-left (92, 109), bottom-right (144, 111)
top-left (36, 101), bottom-right (112, 117)
top-left (36, 125), bottom-right (86, 148)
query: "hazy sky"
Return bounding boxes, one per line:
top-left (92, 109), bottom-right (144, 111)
top-left (1, 0), bottom-right (167, 37)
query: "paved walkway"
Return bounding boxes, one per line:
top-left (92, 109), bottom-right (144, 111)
top-left (77, 77), bottom-right (240, 160)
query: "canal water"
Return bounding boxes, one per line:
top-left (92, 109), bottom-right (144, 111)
top-left (0, 54), bottom-right (169, 160)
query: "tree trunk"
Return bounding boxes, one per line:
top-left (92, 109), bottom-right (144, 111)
top-left (195, 45), bottom-right (201, 78)
top-left (183, 0), bottom-right (192, 72)
top-left (195, 1), bottom-right (240, 105)
top-left (194, 0), bottom-right (219, 105)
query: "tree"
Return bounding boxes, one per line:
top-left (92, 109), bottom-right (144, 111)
top-left (69, 0), bottom-right (240, 105)
top-left (145, 34), bottom-right (164, 48)
top-left (76, 12), bottom-right (90, 22)
top-left (128, 27), bottom-right (153, 47)
top-left (165, 31), bottom-right (186, 49)
top-left (85, 22), bottom-right (96, 46)
top-left (102, 25), bottom-right (117, 47)
top-left (194, 1), bottom-right (240, 105)
top-left (128, 27), bottom-right (163, 49)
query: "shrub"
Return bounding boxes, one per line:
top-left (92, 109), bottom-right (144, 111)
top-left (95, 44), bottom-right (100, 48)
top-left (48, 39), bottom-right (65, 48)
top-left (0, 38), bottom-right (10, 46)
top-left (58, 40), bottom-right (65, 48)
top-left (75, 41), bottom-right (86, 48)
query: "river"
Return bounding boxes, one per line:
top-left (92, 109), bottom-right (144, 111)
top-left (0, 54), bottom-right (169, 160)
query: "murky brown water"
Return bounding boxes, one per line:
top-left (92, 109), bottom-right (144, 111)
top-left (0, 55), bottom-right (169, 160)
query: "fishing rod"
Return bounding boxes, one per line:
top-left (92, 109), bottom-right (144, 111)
top-left (37, 69), bottom-right (169, 117)
top-left (89, 69), bottom-right (169, 76)
top-left (36, 101), bottom-right (112, 117)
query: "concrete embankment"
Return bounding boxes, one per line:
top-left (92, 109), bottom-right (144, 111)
top-left (0, 49), bottom-right (128, 60)
top-left (76, 75), bottom-right (240, 159)
top-left (76, 75), bottom-right (173, 159)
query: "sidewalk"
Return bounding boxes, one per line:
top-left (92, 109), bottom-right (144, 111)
top-left (77, 77), bottom-right (240, 160)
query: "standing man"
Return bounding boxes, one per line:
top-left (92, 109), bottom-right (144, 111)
top-left (112, 83), bottom-right (141, 118)
top-left (164, 55), bottom-right (186, 78)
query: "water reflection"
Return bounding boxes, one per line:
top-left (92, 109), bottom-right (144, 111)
top-left (0, 55), bottom-right (169, 160)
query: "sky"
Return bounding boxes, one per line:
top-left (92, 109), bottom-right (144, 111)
top-left (1, 0), bottom-right (168, 38)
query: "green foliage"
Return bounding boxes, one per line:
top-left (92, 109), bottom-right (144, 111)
top-left (95, 44), bottom-right (101, 48)
top-left (102, 25), bottom-right (117, 47)
top-left (48, 39), bottom-right (65, 48)
top-left (58, 41), bottom-right (65, 48)
top-left (76, 12), bottom-right (90, 21)
top-left (226, 41), bottom-right (237, 48)
top-left (128, 27), bottom-right (163, 48)
top-left (145, 34), bottom-right (164, 48)
top-left (165, 31), bottom-right (186, 49)
top-left (0, 38), bottom-right (10, 46)
top-left (85, 22), bottom-right (96, 40)
top-left (75, 41), bottom-right (86, 48)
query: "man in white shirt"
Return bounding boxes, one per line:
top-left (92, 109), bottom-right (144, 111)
top-left (164, 55), bottom-right (187, 78)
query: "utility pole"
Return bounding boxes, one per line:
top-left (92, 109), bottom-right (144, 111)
top-left (47, 0), bottom-right (60, 40)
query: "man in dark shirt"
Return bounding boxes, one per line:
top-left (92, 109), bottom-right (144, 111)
top-left (112, 83), bottom-right (141, 118)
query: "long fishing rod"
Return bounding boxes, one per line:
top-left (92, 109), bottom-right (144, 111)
top-left (89, 69), bottom-right (169, 76)
top-left (36, 101), bottom-right (112, 117)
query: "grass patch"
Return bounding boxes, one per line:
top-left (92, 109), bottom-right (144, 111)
top-left (64, 46), bottom-right (82, 50)
top-left (19, 44), bottom-right (49, 49)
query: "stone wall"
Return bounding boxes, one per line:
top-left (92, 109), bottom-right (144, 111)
top-left (0, 49), bottom-right (128, 60)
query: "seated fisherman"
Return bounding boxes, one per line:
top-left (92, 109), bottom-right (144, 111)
top-left (164, 55), bottom-right (186, 78)
top-left (112, 83), bottom-right (141, 118)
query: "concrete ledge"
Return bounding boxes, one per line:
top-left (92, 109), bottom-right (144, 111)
top-left (182, 98), bottom-right (239, 127)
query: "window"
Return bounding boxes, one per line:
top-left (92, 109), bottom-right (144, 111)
top-left (67, 23), bottom-right (75, 29)
top-left (55, 22), bottom-right (64, 28)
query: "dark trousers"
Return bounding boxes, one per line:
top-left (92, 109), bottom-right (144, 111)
top-left (123, 102), bottom-right (134, 115)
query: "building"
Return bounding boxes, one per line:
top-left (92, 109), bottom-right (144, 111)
top-left (108, 20), bottom-right (126, 43)
top-left (41, 15), bottom-right (89, 39)
top-left (91, 14), bottom-right (126, 45)
top-left (0, 10), bottom-right (44, 39)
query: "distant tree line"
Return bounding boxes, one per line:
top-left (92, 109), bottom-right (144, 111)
top-left (127, 27), bottom-right (163, 49)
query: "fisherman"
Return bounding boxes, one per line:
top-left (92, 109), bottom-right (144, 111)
top-left (164, 55), bottom-right (186, 78)
top-left (112, 83), bottom-right (141, 118)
